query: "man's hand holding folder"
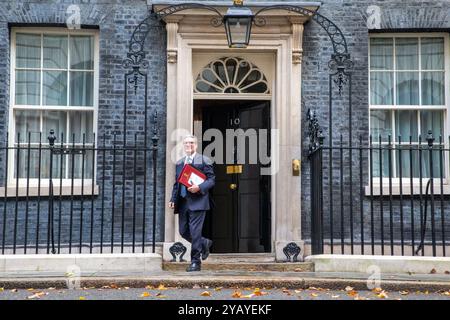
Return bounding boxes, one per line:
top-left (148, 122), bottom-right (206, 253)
top-left (178, 164), bottom-right (207, 194)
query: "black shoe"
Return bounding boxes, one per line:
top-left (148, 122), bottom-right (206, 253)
top-left (186, 262), bottom-right (201, 272)
top-left (202, 239), bottom-right (213, 261)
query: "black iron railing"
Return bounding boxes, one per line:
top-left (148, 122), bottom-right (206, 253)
top-left (308, 112), bottom-right (450, 257)
top-left (0, 130), bottom-right (159, 255)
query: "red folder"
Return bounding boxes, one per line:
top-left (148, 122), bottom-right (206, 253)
top-left (178, 164), bottom-right (206, 188)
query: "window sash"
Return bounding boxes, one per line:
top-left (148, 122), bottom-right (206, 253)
top-left (9, 28), bottom-right (99, 185)
top-left (369, 33), bottom-right (450, 182)
top-left (13, 32), bottom-right (95, 108)
top-left (370, 36), bottom-right (447, 107)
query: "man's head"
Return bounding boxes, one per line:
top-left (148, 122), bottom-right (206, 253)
top-left (183, 135), bottom-right (198, 156)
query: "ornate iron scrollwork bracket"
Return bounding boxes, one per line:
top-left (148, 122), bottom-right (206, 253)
top-left (123, 4), bottom-right (224, 95)
top-left (154, 3), bottom-right (223, 27)
top-left (306, 108), bottom-right (324, 156)
top-left (328, 53), bottom-right (353, 96)
top-left (283, 242), bottom-right (302, 262)
top-left (169, 241), bottom-right (187, 262)
top-left (253, 4), bottom-right (353, 96)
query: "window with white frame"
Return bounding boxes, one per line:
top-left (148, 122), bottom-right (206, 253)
top-left (10, 28), bottom-right (98, 181)
top-left (369, 34), bottom-right (448, 179)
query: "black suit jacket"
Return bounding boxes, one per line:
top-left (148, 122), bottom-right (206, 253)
top-left (170, 153), bottom-right (215, 214)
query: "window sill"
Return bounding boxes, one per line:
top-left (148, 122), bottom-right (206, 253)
top-left (0, 185), bottom-right (99, 198)
top-left (364, 184), bottom-right (450, 196)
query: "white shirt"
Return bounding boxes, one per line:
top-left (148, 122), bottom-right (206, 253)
top-left (184, 152), bottom-right (196, 164)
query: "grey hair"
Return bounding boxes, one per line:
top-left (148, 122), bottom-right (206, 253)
top-left (183, 134), bottom-right (198, 143)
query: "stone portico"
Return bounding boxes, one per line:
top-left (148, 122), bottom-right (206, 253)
top-left (154, 1), bottom-right (320, 262)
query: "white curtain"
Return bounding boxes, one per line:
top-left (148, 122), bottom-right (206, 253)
top-left (15, 34), bottom-right (41, 105)
top-left (14, 110), bottom-right (40, 143)
top-left (370, 72), bottom-right (393, 105)
top-left (395, 110), bottom-right (418, 141)
top-left (70, 71), bottom-right (93, 106)
top-left (396, 72), bottom-right (419, 105)
top-left (16, 33), bottom-right (40, 68)
top-left (422, 72), bottom-right (444, 105)
top-left (69, 111), bottom-right (93, 143)
top-left (370, 38), bottom-right (393, 70)
top-left (15, 70), bottom-right (40, 105)
top-left (43, 35), bottom-right (68, 69)
top-left (43, 70), bottom-right (68, 106)
top-left (395, 38), bottom-right (418, 70)
top-left (370, 110), bottom-right (392, 141)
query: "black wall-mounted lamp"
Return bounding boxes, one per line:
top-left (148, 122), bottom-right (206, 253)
top-left (223, 0), bottom-right (254, 48)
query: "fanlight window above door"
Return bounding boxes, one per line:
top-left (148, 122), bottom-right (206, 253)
top-left (195, 57), bottom-right (270, 94)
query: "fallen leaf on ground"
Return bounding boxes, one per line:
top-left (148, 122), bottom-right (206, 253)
top-left (294, 268), bottom-right (303, 272)
top-left (27, 291), bottom-right (47, 299)
top-left (310, 293), bottom-right (319, 297)
top-left (294, 289), bottom-right (302, 294)
top-left (232, 291), bottom-right (242, 298)
top-left (157, 284), bottom-right (168, 290)
top-left (155, 292), bottom-right (167, 298)
top-left (376, 291), bottom-right (389, 299)
top-left (441, 291), bottom-right (450, 296)
top-left (282, 289), bottom-right (292, 296)
top-left (372, 287), bottom-right (383, 294)
top-left (47, 287), bottom-right (56, 290)
top-left (354, 295), bottom-right (368, 300)
top-left (200, 291), bottom-right (211, 297)
top-left (445, 271), bottom-right (450, 275)
top-left (78, 296), bottom-right (86, 300)
top-left (26, 288), bottom-right (35, 291)
top-left (400, 291), bottom-right (409, 295)
top-left (214, 287), bottom-right (223, 291)
top-left (331, 295), bottom-right (340, 298)
top-left (345, 286), bottom-right (354, 292)
top-left (347, 290), bottom-right (359, 297)
top-left (192, 284), bottom-right (201, 289)
top-left (430, 268), bottom-right (437, 274)
top-left (110, 284), bottom-right (119, 289)
top-left (140, 292), bottom-right (151, 298)
top-left (308, 287), bottom-right (319, 290)
top-left (0, 288), bottom-right (4, 292)
top-left (145, 285), bottom-right (154, 290)
top-left (253, 288), bottom-right (268, 296)
top-left (10, 289), bottom-right (18, 293)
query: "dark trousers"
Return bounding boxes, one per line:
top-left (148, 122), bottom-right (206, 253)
top-left (178, 201), bottom-right (208, 264)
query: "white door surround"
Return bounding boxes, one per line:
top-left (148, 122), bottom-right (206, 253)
top-left (155, 2), bottom-right (318, 261)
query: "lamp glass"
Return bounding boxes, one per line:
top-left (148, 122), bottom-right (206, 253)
top-left (226, 17), bottom-right (251, 48)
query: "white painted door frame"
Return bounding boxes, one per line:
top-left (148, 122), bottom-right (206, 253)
top-left (162, 15), bottom-right (307, 261)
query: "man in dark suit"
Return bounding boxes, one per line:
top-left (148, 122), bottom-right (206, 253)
top-left (169, 135), bottom-right (215, 272)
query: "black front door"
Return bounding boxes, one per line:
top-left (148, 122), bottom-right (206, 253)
top-left (196, 100), bottom-right (271, 253)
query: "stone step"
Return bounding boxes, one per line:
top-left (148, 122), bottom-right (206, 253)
top-left (162, 260), bottom-right (314, 272)
top-left (201, 253), bottom-right (277, 263)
